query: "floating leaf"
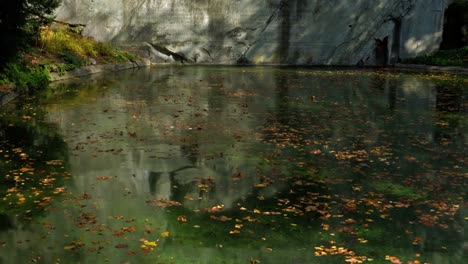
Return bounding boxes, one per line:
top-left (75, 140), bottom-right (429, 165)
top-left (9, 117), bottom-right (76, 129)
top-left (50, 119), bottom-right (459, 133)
top-left (115, 244), bottom-right (128, 249)
top-left (96, 176), bottom-right (113, 181)
top-left (177, 215), bottom-right (187, 222)
top-left (146, 199), bottom-right (182, 208)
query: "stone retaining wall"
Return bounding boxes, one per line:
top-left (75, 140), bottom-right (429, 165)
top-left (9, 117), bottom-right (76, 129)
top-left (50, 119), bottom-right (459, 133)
top-left (49, 59), bottom-right (151, 81)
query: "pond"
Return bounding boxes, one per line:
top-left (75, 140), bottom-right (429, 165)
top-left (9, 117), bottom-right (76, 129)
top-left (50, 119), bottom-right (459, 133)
top-left (0, 66), bottom-right (466, 264)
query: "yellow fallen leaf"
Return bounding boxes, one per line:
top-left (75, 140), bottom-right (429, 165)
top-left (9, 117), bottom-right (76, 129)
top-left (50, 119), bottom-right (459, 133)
top-left (144, 240), bottom-right (157, 247)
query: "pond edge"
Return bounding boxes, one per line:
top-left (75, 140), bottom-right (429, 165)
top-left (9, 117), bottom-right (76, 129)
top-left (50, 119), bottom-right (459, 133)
top-left (49, 59), bottom-right (151, 81)
top-left (394, 63), bottom-right (468, 74)
top-left (0, 59), bottom-right (151, 108)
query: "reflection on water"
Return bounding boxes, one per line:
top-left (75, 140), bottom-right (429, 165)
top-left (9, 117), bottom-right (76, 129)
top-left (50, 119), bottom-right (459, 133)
top-left (0, 66), bottom-right (466, 264)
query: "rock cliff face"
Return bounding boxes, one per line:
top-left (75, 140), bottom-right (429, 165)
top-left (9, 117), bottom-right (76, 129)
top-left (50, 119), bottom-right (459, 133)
top-left (55, 0), bottom-right (453, 65)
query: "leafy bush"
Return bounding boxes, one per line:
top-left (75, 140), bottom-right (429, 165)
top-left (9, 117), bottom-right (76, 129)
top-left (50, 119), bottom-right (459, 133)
top-left (0, 62), bottom-right (50, 92)
top-left (39, 25), bottom-right (138, 64)
top-left (1, 24), bottom-right (139, 93)
top-left (57, 50), bottom-right (87, 68)
top-left (40, 26), bottom-right (98, 58)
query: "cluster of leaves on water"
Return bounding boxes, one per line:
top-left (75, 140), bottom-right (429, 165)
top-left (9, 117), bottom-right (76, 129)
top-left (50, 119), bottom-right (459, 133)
top-left (0, 100), bottom-right (70, 220)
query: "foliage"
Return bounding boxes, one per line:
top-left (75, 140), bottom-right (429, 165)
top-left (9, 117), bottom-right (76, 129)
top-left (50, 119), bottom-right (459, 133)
top-left (403, 46), bottom-right (468, 67)
top-left (0, 0), bottom-right (61, 66)
top-left (0, 25), bottom-right (139, 93)
top-left (452, 0), bottom-right (468, 9)
top-left (0, 61), bottom-right (50, 92)
top-left (0, 1), bottom-right (138, 93)
top-left (39, 25), bottom-right (137, 67)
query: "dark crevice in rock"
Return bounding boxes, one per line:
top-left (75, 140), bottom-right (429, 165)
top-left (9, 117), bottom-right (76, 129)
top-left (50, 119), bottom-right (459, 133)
top-left (278, 1), bottom-right (291, 63)
top-left (295, 0), bottom-right (307, 19)
top-left (236, 56), bottom-right (250, 64)
top-left (146, 43), bottom-right (190, 63)
top-left (226, 27), bottom-right (257, 37)
top-left (202, 48), bottom-right (214, 62)
top-left (389, 18), bottom-right (402, 64)
top-left (375, 36), bottom-right (389, 66)
top-left (440, 1), bottom-right (468, 50)
top-left (326, 0), bottom-right (415, 65)
top-left (261, 1), bottom-right (287, 33)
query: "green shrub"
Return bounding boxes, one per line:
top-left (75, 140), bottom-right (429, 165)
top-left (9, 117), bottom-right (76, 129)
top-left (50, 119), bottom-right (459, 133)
top-left (1, 25), bottom-right (139, 93)
top-left (404, 46), bottom-right (468, 67)
top-left (58, 50), bottom-right (86, 68)
top-left (39, 25), bottom-right (138, 64)
top-left (0, 62), bottom-right (50, 92)
top-left (40, 26), bottom-right (98, 58)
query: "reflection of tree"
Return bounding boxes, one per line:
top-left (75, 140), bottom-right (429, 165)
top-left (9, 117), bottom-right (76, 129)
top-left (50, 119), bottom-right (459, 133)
top-left (0, 101), bottom-right (69, 227)
top-left (387, 83), bottom-right (397, 112)
top-left (374, 37), bottom-right (388, 66)
top-left (434, 84), bottom-right (464, 144)
top-left (275, 72), bottom-right (290, 126)
top-left (148, 165), bottom-right (196, 197)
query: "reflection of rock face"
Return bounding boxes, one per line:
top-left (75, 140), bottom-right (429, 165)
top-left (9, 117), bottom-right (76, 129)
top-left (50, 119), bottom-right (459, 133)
top-left (45, 67), bottom-right (281, 212)
top-left (129, 147), bottom-right (261, 209)
top-left (56, 0), bottom-right (448, 65)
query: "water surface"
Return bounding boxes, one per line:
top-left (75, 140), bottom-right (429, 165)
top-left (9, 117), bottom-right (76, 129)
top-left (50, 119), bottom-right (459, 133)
top-left (0, 66), bottom-right (466, 264)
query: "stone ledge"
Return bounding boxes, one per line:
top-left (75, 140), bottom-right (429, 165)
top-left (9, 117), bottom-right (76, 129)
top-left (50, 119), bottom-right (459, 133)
top-left (0, 90), bottom-right (18, 107)
top-left (395, 64), bottom-right (468, 74)
top-left (49, 59), bottom-right (151, 81)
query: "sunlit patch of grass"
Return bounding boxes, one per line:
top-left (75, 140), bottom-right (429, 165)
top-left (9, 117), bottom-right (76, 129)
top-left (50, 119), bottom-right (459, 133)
top-left (41, 26), bottom-right (96, 58)
top-left (39, 24), bottom-right (137, 67)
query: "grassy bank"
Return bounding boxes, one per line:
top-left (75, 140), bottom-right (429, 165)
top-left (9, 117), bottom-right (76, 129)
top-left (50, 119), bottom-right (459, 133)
top-left (0, 24), bottom-right (137, 93)
top-left (403, 46), bottom-right (468, 67)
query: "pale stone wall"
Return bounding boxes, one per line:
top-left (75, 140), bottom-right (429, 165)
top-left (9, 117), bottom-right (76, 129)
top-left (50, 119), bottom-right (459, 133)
top-left (55, 0), bottom-right (452, 65)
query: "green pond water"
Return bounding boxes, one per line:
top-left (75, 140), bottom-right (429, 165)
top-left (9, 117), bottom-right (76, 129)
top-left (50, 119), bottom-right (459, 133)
top-left (0, 66), bottom-right (466, 264)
